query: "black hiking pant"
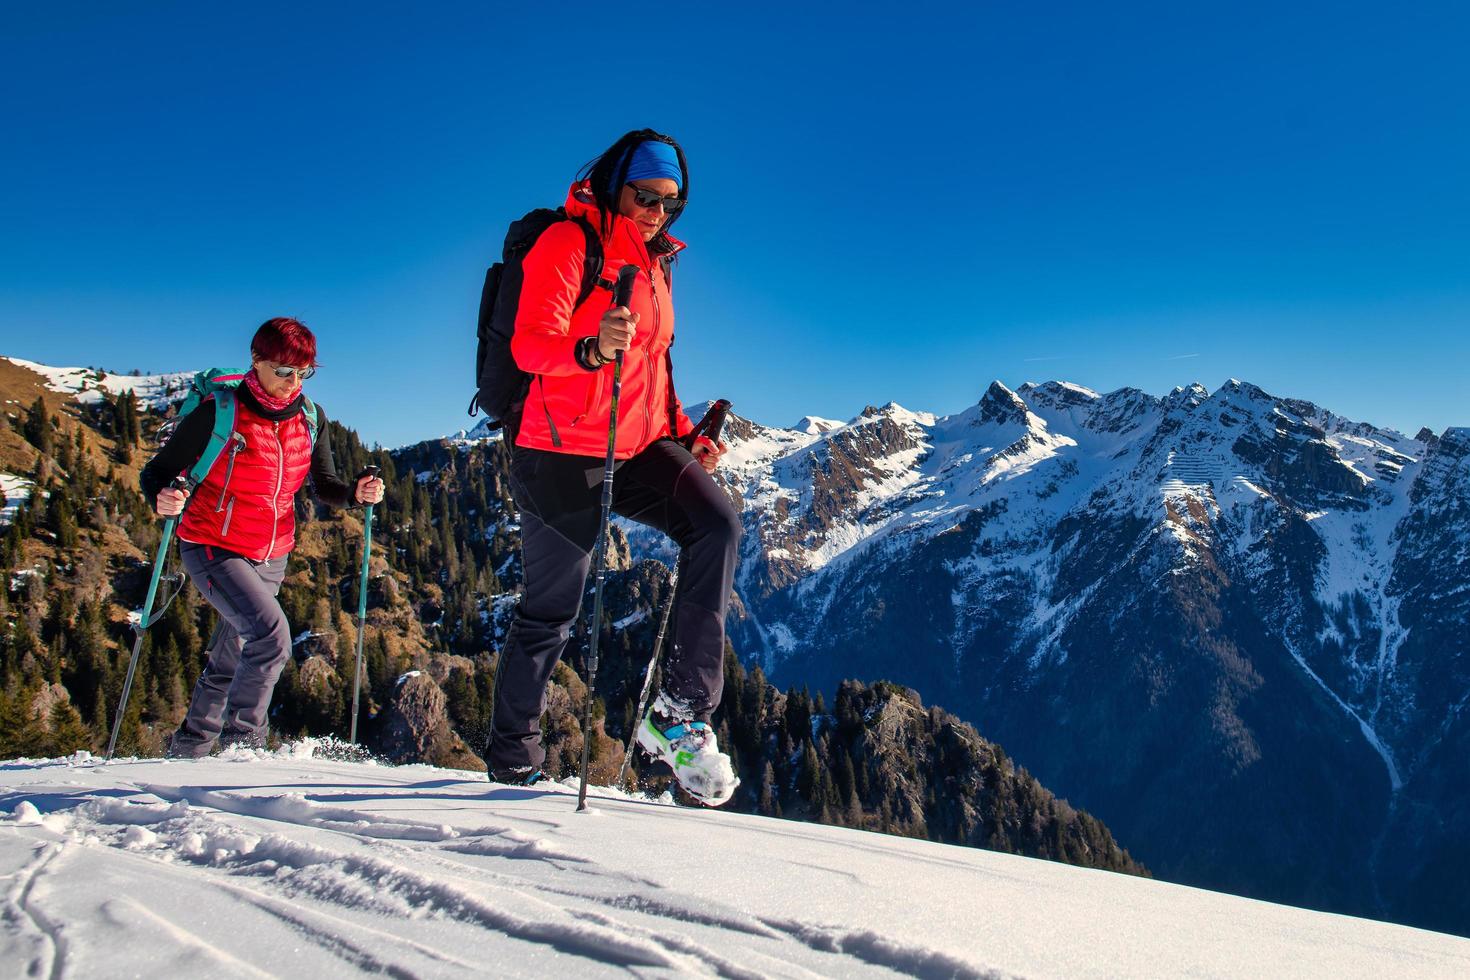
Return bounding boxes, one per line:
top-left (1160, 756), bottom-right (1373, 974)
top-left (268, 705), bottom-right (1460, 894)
top-left (485, 437), bottom-right (742, 773)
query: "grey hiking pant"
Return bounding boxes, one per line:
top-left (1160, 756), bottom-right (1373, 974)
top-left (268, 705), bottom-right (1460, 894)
top-left (485, 438), bottom-right (742, 773)
top-left (170, 542), bottom-right (291, 755)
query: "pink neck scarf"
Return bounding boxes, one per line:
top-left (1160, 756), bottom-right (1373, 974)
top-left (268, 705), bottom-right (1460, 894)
top-left (244, 370), bottom-right (297, 413)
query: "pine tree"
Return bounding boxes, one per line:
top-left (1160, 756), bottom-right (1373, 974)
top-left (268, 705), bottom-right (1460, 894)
top-left (0, 687), bottom-right (46, 757)
top-left (55, 429), bottom-right (74, 473)
top-left (123, 392), bottom-right (141, 444)
top-left (22, 397), bottom-right (52, 455)
top-left (836, 749), bottom-right (857, 811)
top-left (51, 496), bottom-right (78, 549)
top-left (4, 513), bottom-right (26, 568)
top-left (759, 761), bottom-right (777, 814)
top-left (797, 741), bottom-right (820, 800)
top-left (45, 700), bottom-right (92, 756)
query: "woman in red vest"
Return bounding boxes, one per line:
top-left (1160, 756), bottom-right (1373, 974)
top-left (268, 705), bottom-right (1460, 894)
top-left (141, 317), bottom-right (384, 756)
top-left (486, 130), bottom-right (742, 805)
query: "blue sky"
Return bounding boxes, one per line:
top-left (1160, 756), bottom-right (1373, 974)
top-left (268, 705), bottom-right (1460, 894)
top-left (2, 2), bottom-right (1466, 446)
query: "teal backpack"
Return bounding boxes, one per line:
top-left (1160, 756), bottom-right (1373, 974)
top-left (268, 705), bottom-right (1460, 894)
top-left (162, 369), bottom-right (319, 486)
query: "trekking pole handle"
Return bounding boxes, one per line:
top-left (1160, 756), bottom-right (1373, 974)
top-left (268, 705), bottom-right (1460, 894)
top-left (610, 264), bottom-right (637, 370)
top-left (164, 473), bottom-right (192, 510)
top-left (613, 263), bottom-right (638, 310)
top-left (704, 399), bottom-right (731, 445)
top-left (684, 399), bottom-right (732, 451)
top-left (355, 464), bottom-right (382, 505)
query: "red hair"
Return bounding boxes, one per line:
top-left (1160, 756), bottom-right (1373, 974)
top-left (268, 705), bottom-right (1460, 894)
top-left (250, 317), bottom-right (318, 368)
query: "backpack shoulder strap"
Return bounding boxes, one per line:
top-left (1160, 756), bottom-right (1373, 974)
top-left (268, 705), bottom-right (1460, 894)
top-left (571, 217), bottom-right (608, 306)
top-left (301, 396), bottom-right (319, 448)
top-left (187, 387), bottom-right (238, 487)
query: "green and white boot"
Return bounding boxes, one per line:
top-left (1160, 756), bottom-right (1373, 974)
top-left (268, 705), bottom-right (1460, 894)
top-left (635, 693), bottom-right (739, 807)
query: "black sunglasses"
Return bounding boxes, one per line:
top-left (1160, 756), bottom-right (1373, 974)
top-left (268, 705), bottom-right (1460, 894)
top-left (268, 363), bottom-right (315, 380)
top-left (626, 183), bottom-right (686, 214)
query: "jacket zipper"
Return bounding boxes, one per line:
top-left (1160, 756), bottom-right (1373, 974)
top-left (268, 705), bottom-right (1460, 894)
top-left (264, 420), bottom-right (285, 559)
top-left (643, 263), bottom-right (664, 448)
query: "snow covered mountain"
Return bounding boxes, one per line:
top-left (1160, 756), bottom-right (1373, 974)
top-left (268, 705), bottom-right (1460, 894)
top-left (5, 749), bottom-right (1469, 977)
top-left (1, 357), bottom-right (194, 411)
top-left (630, 380), bottom-right (1470, 933)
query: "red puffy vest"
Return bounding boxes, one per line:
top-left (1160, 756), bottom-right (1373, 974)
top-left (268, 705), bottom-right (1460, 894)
top-left (178, 399), bottom-right (314, 561)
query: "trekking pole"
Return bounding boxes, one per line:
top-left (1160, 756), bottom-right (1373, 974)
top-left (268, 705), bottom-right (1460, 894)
top-left (107, 475), bottom-right (190, 760)
top-left (616, 399), bottom-right (731, 791)
top-left (617, 558), bottom-right (678, 790)
top-left (577, 263), bottom-right (638, 812)
top-left (349, 465), bottom-right (381, 744)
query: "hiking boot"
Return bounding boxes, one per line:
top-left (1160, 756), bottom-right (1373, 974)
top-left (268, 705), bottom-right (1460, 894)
top-left (165, 731), bottom-right (215, 759)
top-left (634, 693), bottom-right (738, 807)
top-left (488, 765), bottom-right (543, 787)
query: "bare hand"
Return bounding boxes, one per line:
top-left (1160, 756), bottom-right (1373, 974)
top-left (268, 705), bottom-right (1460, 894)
top-left (156, 486), bottom-right (189, 517)
top-left (597, 307), bottom-right (639, 361)
top-left (691, 437), bottom-right (727, 474)
top-left (355, 476), bottom-right (385, 505)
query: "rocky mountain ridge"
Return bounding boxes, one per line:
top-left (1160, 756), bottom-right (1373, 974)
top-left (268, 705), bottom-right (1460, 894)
top-left (625, 376), bottom-right (1468, 933)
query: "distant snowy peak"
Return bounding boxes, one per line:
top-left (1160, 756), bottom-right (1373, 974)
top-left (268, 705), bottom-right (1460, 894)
top-left (977, 380), bottom-right (1032, 426)
top-left (1164, 382), bottom-right (1210, 413)
top-left (1018, 379), bottom-right (1101, 409)
top-left (709, 374), bottom-right (1459, 599)
top-left (794, 415), bottom-right (844, 435)
top-left (387, 416), bottom-right (503, 452)
top-left (4, 356), bottom-right (194, 410)
top-left (443, 417), bottom-right (501, 445)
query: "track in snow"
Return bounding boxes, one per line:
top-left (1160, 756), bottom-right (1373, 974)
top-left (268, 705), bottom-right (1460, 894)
top-left (3, 747), bottom-right (1469, 979)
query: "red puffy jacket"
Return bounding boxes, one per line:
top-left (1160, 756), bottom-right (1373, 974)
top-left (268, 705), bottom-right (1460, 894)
top-left (511, 181), bottom-right (694, 458)
top-left (178, 399), bottom-right (315, 561)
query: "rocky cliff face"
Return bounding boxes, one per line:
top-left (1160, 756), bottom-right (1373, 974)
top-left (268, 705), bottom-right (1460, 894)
top-left (636, 382), bottom-right (1468, 931)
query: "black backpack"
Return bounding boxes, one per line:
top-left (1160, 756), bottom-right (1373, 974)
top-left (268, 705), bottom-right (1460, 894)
top-left (470, 208), bottom-right (609, 430)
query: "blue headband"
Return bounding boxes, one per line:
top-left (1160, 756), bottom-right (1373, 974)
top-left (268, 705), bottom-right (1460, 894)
top-left (621, 141), bottom-right (682, 189)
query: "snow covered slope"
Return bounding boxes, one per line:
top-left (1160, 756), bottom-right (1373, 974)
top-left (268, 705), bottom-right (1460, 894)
top-left (2, 356), bottom-right (194, 410)
top-left (4, 748), bottom-right (1468, 978)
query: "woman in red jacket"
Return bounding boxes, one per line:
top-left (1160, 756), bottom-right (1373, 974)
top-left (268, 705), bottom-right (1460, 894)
top-left (141, 317), bottom-right (384, 756)
top-left (486, 130), bottom-right (742, 805)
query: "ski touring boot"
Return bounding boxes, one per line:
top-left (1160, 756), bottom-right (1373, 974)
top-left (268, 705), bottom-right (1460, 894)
top-left (634, 692), bottom-right (739, 806)
top-left (489, 765), bottom-right (543, 787)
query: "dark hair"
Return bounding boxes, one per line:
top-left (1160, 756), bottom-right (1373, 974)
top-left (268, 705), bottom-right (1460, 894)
top-left (251, 316), bottom-right (318, 368)
top-left (577, 129), bottom-right (689, 251)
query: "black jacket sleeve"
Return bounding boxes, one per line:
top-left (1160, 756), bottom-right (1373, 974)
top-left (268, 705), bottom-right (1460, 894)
top-left (307, 404), bottom-right (358, 509)
top-left (139, 400), bottom-right (216, 511)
